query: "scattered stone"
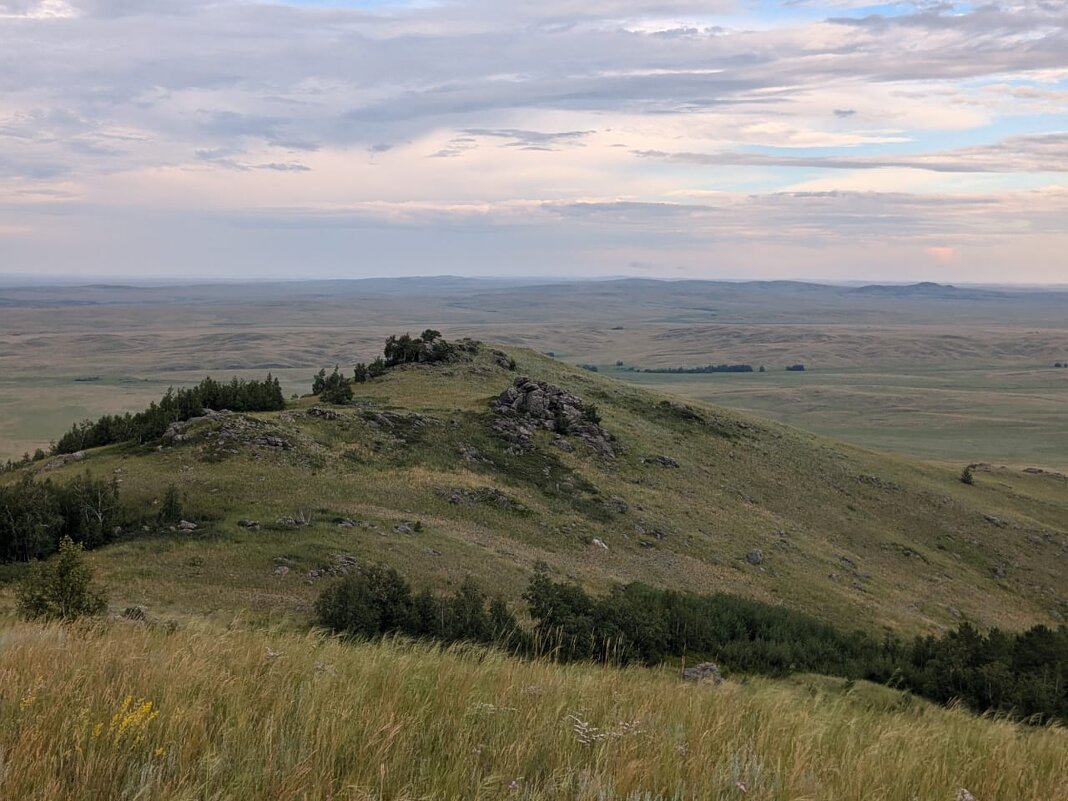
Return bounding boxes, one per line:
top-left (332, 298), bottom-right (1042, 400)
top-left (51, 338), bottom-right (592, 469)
top-left (984, 514), bottom-right (1006, 527)
top-left (427, 548), bottom-right (443, 557)
top-left (957, 790), bottom-right (977, 801)
top-left (250, 435), bottom-right (289, 449)
top-left (490, 349), bottom-right (516, 370)
top-left (336, 518), bottom-right (356, 528)
top-left (458, 444), bottom-right (489, 464)
top-left (435, 487), bottom-right (527, 512)
top-left (276, 515), bottom-right (310, 528)
top-left (745, 550), bottom-right (764, 566)
top-left (305, 554), bottom-right (358, 580)
top-left (237, 519), bottom-right (261, 530)
top-left (681, 662), bottom-right (723, 684)
top-left (162, 409), bottom-right (231, 443)
top-left (592, 538), bottom-right (609, 550)
top-left (993, 563), bottom-right (1007, 579)
top-left (640, 455), bottom-right (680, 468)
top-left (605, 496), bottom-right (629, 514)
top-left (308, 406), bottom-right (339, 420)
top-left (393, 523), bottom-right (414, 534)
top-left (1023, 467), bottom-right (1044, 474)
top-left (178, 520), bottom-right (198, 531)
top-left (273, 565), bottom-right (290, 577)
top-left (634, 523), bottom-right (667, 541)
top-left (38, 450), bottom-right (86, 472)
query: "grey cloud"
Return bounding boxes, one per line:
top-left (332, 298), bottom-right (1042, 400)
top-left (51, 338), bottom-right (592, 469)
top-left (461, 128), bottom-right (595, 149)
top-left (636, 132), bottom-right (1068, 173)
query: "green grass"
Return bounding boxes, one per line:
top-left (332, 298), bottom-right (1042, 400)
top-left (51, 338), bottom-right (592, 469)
top-left (4, 347), bottom-right (1067, 637)
top-left (1, 619), bottom-right (1065, 801)
top-left (610, 364), bottom-right (1068, 468)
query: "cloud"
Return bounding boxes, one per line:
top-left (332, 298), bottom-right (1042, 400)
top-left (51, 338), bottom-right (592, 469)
top-left (1, 0), bottom-right (1066, 280)
top-left (636, 132), bottom-right (1068, 174)
top-left (925, 245), bottom-right (960, 264)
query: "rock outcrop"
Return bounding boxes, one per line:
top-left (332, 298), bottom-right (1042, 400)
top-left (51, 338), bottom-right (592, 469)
top-left (490, 376), bottom-right (617, 458)
top-left (681, 662), bottom-right (723, 684)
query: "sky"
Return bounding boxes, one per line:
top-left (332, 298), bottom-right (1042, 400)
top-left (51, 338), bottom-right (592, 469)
top-left (1, 0), bottom-right (1066, 283)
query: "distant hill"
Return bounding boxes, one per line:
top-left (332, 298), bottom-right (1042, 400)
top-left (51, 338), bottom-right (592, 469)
top-left (849, 282), bottom-right (1002, 300)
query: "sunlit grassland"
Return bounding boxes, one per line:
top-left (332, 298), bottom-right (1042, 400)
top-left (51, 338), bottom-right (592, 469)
top-left (1, 620), bottom-right (1066, 801)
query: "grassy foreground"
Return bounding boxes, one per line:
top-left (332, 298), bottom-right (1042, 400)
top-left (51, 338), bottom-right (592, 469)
top-left (1, 620), bottom-right (1066, 801)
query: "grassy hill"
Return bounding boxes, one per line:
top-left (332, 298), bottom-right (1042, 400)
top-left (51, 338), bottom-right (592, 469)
top-left (4, 343), bottom-right (1066, 635)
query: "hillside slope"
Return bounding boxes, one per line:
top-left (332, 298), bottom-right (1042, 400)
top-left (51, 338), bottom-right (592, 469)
top-left (2, 621), bottom-right (1065, 801)
top-left (7, 345), bottom-right (1067, 633)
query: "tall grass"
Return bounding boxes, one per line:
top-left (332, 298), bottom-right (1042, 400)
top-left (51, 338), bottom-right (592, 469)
top-left (1, 621), bottom-right (1066, 800)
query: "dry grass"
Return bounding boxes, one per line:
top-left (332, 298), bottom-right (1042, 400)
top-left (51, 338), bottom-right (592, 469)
top-left (1, 619), bottom-right (1066, 801)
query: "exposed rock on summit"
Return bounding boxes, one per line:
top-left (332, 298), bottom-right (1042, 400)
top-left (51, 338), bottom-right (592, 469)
top-left (490, 376), bottom-right (617, 458)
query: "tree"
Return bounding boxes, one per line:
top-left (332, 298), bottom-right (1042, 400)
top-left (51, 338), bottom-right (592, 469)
top-left (16, 536), bottom-right (108, 621)
top-left (318, 367), bottom-right (353, 405)
top-left (158, 484), bottom-right (183, 526)
top-left (960, 465), bottom-right (975, 485)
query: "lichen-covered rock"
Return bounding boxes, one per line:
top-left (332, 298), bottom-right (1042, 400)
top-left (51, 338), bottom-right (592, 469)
top-left (681, 662), bottom-right (723, 684)
top-left (490, 376), bottom-right (617, 458)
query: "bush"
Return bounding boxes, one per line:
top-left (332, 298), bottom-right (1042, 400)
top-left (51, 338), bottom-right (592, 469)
top-left (960, 465), bottom-right (975, 485)
top-left (314, 366), bottom-right (353, 405)
top-left (16, 536), bottom-right (108, 620)
top-left (158, 484), bottom-right (183, 526)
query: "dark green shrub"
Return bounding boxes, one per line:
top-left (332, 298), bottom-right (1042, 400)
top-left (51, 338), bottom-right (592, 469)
top-left (16, 536), bottom-right (108, 620)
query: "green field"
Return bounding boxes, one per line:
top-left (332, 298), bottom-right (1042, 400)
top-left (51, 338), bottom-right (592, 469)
top-left (3, 279), bottom-right (1068, 468)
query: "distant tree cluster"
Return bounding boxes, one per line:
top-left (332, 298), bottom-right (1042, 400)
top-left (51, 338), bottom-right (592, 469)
top-left (317, 565), bottom-right (1068, 725)
top-left (2, 449), bottom-right (49, 474)
top-left (54, 375), bottom-right (285, 454)
top-left (1056, 362), bottom-right (1067, 368)
top-left (0, 472), bottom-right (122, 562)
top-left (577, 364), bottom-right (600, 373)
top-left (785, 364), bottom-right (806, 372)
top-left (383, 329), bottom-right (457, 367)
top-left (635, 364), bottom-right (754, 374)
top-left (314, 330), bottom-right (483, 399)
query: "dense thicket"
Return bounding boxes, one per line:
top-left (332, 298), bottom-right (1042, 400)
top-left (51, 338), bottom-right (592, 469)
top-left (315, 565), bottom-right (519, 647)
top-left (54, 375), bottom-right (285, 454)
top-left (0, 472), bottom-right (122, 562)
top-left (317, 566), bottom-right (1068, 725)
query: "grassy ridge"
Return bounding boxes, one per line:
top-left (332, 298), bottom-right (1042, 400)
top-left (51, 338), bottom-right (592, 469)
top-left (4, 346), bottom-right (1066, 635)
top-left (1, 620), bottom-right (1066, 801)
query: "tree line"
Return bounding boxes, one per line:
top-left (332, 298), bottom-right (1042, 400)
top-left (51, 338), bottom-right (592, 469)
top-left (53, 375), bottom-right (285, 454)
top-left (317, 565), bottom-right (1068, 726)
top-left (0, 472), bottom-right (123, 562)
